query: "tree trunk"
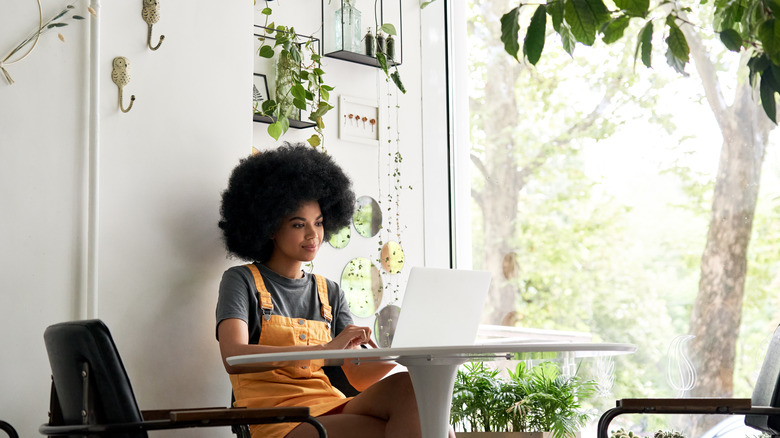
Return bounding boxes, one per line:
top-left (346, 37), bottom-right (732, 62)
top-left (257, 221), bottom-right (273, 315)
top-left (684, 29), bottom-right (772, 433)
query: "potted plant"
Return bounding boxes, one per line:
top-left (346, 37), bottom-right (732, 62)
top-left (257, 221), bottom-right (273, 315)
top-left (451, 361), bottom-right (597, 438)
top-left (255, 3), bottom-right (334, 147)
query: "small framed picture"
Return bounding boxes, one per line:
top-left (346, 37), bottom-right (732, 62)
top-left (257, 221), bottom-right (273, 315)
top-left (253, 73), bottom-right (270, 114)
top-left (339, 95), bottom-right (379, 146)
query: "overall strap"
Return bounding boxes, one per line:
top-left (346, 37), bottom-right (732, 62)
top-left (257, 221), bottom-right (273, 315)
top-left (245, 264), bottom-right (273, 315)
top-left (313, 274), bottom-right (333, 324)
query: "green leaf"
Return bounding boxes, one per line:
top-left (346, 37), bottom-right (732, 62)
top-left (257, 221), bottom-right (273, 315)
top-left (380, 23), bottom-right (398, 36)
top-left (321, 88), bottom-right (330, 101)
top-left (290, 84), bottom-right (306, 100)
top-left (635, 21), bottom-right (653, 68)
top-left (261, 7), bottom-right (272, 15)
top-left (524, 5), bottom-right (547, 65)
top-left (665, 17), bottom-right (690, 63)
top-left (261, 99), bottom-right (276, 114)
top-left (268, 121), bottom-right (283, 140)
top-left (767, 0), bottom-right (780, 18)
top-left (748, 54), bottom-right (769, 87)
top-left (665, 44), bottom-right (688, 75)
top-left (391, 71), bottom-right (407, 93)
top-left (307, 134), bottom-right (321, 147)
top-left (565, 0), bottom-right (610, 46)
top-left (310, 101), bottom-right (333, 119)
top-left (257, 45), bottom-right (275, 58)
top-left (313, 68), bottom-right (326, 76)
top-left (279, 115), bottom-right (290, 132)
top-left (759, 19), bottom-right (780, 64)
top-left (293, 97), bottom-right (307, 111)
top-left (602, 15), bottom-right (631, 44)
top-left (549, 0), bottom-right (564, 32)
top-left (560, 23), bottom-right (577, 55)
top-left (614, 0), bottom-right (649, 17)
top-left (321, 85), bottom-right (335, 91)
top-left (376, 52), bottom-right (389, 73)
top-left (719, 28), bottom-right (742, 51)
top-left (500, 7), bottom-right (521, 60)
top-left (760, 70), bottom-right (777, 122)
top-left (47, 22), bottom-right (69, 28)
top-left (72, 15), bottom-right (84, 20)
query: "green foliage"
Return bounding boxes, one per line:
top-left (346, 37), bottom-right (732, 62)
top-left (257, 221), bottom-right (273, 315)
top-left (498, 0), bottom-right (780, 121)
top-left (255, 5), bottom-right (334, 146)
top-left (610, 428), bottom-right (687, 438)
top-left (451, 361), bottom-right (596, 437)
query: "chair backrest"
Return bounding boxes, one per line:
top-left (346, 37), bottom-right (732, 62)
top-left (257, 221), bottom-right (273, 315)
top-left (746, 324), bottom-right (780, 435)
top-left (43, 319), bottom-right (146, 438)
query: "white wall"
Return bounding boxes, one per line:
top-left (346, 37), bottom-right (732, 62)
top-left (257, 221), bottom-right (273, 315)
top-left (0, 0), bottom-right (449, 436)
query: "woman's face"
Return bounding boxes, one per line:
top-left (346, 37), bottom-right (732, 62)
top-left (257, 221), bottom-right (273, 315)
top-left (270, 201), bottom-right (324, 264)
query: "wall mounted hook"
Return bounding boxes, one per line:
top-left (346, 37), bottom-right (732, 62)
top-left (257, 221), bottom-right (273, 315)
top-left (142, 0), bottom-right (164, 51)
top-left (111, 57), bottom-right (135, 113)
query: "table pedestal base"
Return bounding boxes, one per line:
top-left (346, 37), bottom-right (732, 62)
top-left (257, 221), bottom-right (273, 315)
top-left (398, 356), bottom-right (468, 438)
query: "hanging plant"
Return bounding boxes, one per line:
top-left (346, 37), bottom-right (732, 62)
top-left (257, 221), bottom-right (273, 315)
top-left (255, 3), bottom-right (334, 147)
top-left (373, 7), bottom-right (406, 94)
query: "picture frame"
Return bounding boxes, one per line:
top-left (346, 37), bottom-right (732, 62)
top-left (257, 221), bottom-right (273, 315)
top-left (253, 73), bottom-right (270, 114)
top-left (339, 95), bottom-right (379, 146)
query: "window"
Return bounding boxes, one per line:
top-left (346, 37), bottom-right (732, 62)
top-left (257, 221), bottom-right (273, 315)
top-left (449, 0), bottom-right (780, 435)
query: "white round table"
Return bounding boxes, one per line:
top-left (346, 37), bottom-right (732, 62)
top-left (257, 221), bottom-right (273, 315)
top-left (228, 342), bottom-right (636, 438)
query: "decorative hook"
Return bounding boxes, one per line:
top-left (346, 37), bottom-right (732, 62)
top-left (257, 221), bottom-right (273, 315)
top-left (111, 57), bottom-right (135, 113)
top-left (142, 0), bottom-right (164, 51)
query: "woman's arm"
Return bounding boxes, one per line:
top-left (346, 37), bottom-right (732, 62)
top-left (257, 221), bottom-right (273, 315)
top-left (341, 356), bottom-right (397, 392)
top-left (218, 318), bottom-right (327, 374)
top-left (218, 319), bottom-right (378, 374)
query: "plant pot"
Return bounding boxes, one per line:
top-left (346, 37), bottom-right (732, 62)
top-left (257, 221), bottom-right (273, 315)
top-left (456, 433), bottom-right (555, 438)
top-left (456, 432), bottom-right (578, 438)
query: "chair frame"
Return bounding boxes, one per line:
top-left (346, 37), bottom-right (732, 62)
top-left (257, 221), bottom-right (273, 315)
top-left (596, 397), bottom-right (780, 438)
top-left (40, 320), bottom-right (327, 437)
top-left (0, 420), bottom-right (18, 438)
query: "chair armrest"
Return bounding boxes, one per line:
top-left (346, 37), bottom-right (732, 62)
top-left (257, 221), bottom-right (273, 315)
top-left (141, 407), bottom-right (227, 421)
top-left (40, 407), bottom-right (328, 437)
top-left (168, 407), bottom-right (313, 425)
top-left (597, 398), bottom-right (753, 438)
top-left (616, 398), bottom-right (752, 412)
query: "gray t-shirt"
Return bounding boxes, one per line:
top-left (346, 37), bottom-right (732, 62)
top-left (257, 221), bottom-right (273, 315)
top-left (216, 263), bottom-right (354, 343)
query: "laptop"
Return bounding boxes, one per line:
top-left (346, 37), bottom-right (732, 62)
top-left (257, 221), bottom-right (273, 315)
top-left (389, 267), bottom-right (492, 348)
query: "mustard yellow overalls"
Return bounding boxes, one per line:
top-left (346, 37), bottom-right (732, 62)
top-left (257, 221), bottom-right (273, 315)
top-left (230, 264), bottom-right (352, 437)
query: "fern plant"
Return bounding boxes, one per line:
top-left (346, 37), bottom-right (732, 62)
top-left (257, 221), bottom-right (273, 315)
top-left (451, 361), bottom-right (596, 437)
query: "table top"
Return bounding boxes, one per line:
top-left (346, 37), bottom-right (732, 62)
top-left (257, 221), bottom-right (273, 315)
top-left (226, 342), bottom-right (637, 367)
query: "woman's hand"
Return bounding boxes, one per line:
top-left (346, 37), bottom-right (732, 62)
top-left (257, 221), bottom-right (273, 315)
top-left (327, 325), bottom-right (378, 350)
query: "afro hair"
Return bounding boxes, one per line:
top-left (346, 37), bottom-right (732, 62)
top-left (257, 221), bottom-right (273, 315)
top-left (218, 143), bottom-right (355, 262)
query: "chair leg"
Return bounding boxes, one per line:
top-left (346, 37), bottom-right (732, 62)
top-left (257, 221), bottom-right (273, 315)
top-left (304, 416), bottom-right (328, 438)
top-left (0, 420), bottom-right (18, 438)
top-left (597, 406), bottom-right (626, 438)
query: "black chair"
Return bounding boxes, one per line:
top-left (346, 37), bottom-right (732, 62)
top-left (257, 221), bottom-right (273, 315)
top-left (597, 324), bottom-right (780, 438)
top-left (0, 420), bottom-right (18, 438)
top-left (40, 319), bottom-right (327, 437)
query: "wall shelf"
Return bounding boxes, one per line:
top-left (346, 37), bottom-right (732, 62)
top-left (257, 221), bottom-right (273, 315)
top-left (252, 114), bottom-right (316, 129)
top-left (324, 50), bottom-right (400, 68)
top-left (252, 25), bottom-right (321, 128)
top-left (321, 0), bottom-right (402, 68)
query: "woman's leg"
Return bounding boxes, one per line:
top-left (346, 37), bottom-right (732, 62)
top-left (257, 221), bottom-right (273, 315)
top-left (286, 372), bottom-right (426, 438)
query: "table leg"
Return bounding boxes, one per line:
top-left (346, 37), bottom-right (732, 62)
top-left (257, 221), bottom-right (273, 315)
top-left (398, 357), bottom-right (467, 438)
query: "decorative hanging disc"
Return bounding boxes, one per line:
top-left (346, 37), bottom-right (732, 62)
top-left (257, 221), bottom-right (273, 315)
top-left (340, 257), bottom-right (383, 318)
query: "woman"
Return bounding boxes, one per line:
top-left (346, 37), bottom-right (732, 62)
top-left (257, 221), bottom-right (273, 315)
top-left (216, 143), bottom-right (422, 438)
